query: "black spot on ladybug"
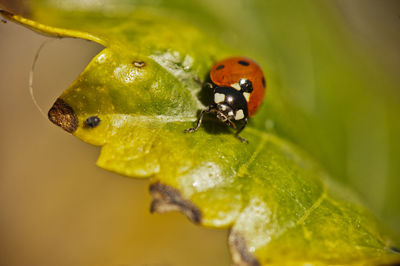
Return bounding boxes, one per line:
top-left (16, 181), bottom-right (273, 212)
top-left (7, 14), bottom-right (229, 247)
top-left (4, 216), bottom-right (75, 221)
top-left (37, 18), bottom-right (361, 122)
top-left (48, 98), bottom-right (78, 133)
top-left (85, 116), bottom-right (101, 128)
top-left (262, 77), bottom-right (266, 88)
top-left (216, 64), bottom-right (225, 70)
top-left (238, 60), bottom-right (250, 66)
top-left (149, 182), bottom-right (202, 224)
top-left (391, 246), bottom-right (400, 253)
top-left (132, 61), bottom-right (146, 68)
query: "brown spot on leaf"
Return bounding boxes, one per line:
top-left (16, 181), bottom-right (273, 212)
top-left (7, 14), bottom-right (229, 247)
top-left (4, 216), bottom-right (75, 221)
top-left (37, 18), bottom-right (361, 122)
top-left (149, 182), bottom-right (202, 224)
top-left (133, 60), bottom-right (146, 68)
top-left (48, 98), bottom-right (78, 133)
top-left (229, 230), bottom-right (260, 266)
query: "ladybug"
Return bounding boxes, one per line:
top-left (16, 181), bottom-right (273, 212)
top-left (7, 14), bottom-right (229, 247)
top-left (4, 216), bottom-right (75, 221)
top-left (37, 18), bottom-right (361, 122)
top-left (185, 57), bottom-right (266, 143)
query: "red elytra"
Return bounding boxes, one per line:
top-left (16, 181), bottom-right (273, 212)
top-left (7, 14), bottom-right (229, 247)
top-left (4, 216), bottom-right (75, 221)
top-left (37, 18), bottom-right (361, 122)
top-left (210, 56), bottom-right (266, 116)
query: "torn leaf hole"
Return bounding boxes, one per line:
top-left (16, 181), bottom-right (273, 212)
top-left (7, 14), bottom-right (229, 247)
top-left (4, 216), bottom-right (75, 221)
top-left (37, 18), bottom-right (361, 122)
top-left (149, 182), bottom-right (202, 224)
top-left (48, 98), bottom-right (78, 133)
top-left (229, 230), bottom-right (260, 266)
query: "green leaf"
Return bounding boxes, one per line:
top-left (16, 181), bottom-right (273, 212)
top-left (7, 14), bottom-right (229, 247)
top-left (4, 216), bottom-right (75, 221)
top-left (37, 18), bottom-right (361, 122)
top-left (2, 2), bottom-right (400, 265)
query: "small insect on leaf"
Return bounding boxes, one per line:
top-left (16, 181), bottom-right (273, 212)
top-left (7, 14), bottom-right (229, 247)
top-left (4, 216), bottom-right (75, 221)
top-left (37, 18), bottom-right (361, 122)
top-left (85, 116), bottom-right (101, 128)
top-left (186, 57), bottom-right (266, 143)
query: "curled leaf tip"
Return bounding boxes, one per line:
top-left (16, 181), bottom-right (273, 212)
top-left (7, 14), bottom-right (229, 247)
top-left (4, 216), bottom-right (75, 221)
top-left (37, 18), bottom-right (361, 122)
top-left (229, 230), bottom-right (260, 266)
top-left (150, 182), bottom-right (202, 224)
top-left (0, 9), bottom-right (106, 45)
top-left (48, 98), bottom-right (78, 133)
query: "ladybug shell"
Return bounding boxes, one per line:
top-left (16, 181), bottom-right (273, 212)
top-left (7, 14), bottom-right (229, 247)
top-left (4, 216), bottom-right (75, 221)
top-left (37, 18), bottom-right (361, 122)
top-left (210, 57), bottom-right (266, 116)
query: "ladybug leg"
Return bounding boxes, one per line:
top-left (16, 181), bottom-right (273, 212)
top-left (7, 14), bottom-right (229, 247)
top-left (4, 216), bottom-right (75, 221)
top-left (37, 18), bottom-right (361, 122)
top-left (228, 119), bottom-right (237, 129)
top-left (235, 118), bottom-right (249, 143)
top-left (185, 105), bottom-right (213, 133)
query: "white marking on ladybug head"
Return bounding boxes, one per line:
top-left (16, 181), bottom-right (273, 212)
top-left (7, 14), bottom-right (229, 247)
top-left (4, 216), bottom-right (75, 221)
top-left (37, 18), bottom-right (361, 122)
top-left (221, 105), bottom-right (227, 111)
top-left (228, 111), bottom-right (234, 117)
top-left (243, 92), bottom-right (250, 102)
top-left (235, 109), bottom-right (245, 120)
top-left (214, 93), bottom-right (226, 103)
top-left (231, 83), bottom-right (241, 91)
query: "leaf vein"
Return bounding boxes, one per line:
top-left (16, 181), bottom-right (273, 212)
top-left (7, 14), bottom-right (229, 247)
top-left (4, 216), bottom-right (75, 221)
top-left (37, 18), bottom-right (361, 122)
top-left (296, 189), bottom-right (327, 226)
top-left (272, 185), bottom-right (328, 240)
top-left (237, 133), bottom-right (268, 177)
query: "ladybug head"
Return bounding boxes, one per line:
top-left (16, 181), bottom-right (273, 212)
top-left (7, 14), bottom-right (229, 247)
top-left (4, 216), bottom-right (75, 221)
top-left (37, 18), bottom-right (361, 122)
top-left (239, 79), bottom-right (253, 93)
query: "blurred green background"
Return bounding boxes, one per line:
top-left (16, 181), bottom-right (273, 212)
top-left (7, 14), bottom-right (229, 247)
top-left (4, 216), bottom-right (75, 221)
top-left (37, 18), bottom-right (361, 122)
top-left (0, 0), bottom-right (399, 265)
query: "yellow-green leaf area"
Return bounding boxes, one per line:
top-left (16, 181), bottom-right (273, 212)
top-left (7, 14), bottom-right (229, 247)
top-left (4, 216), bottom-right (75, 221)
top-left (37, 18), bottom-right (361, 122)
top-left (2, 3), bottom-right (400, 266)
